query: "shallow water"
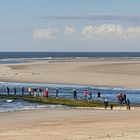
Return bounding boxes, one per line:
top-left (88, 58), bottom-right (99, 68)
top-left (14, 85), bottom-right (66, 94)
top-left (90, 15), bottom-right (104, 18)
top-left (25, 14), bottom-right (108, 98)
top-left (0, 99), bottom-right (70, 113)
top-left (0, 82), bottom-right (140, 104)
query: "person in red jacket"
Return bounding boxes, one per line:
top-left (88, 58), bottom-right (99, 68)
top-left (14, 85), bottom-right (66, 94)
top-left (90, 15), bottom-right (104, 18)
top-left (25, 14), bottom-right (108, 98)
top-left (45, 88), bottom-right (49, 97)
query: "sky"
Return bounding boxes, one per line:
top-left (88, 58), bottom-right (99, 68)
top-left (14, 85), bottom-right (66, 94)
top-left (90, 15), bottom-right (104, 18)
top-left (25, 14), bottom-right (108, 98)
top-left (0, 0), bottom-right (140, 52)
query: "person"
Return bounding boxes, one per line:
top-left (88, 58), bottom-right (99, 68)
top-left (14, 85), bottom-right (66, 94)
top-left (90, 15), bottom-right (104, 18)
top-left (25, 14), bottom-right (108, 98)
top-left (28, 87), bottom-right (32, 96)
top-left (56, 88), bottom-right (59, 99)
top-left (45, 88), bottom-right (49, 97)
top-left (126, 98), bottom-right (131, 110)
top-left (123, 93), bottom-right (127, 104)
top-left (117, 92), bottom-right (123, 104)
top-left (97, 92), bottom-right (101, 98)
top-left (88, 90), bottom-right (92, 101)
top-left (39, 87), bottom-right (43, 97)
top-left (6, 87), bottom-right (10, 95)
top-left (120, 93), bottom-right (124, 103)
top-left (110, 104), bottom-right (113, 110)
top-left (84, 89), bottom-right (88, 100)
top-left (21, 87), bottom-right (24, 95)
top-left (33, 88), bottom-right (37, 97)
top-left (73, 89), bottom-right (77, 100)
top-left (14, 87), bottom-right (17, 95)
top-left (72, 89), bottom-right (75, 99)
top-left (104, 98), bottom-right (108, 109)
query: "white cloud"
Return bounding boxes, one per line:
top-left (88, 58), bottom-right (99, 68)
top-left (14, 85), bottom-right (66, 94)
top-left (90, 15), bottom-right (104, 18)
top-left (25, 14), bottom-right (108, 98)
top-left (81, 24), bottom-right (140, 39)
top-left (64, 27), bottom-right (76, 35)
top-left (32, 28), bottom-right (58, 39)
top-left (32, 24), bottom-right (140, 41)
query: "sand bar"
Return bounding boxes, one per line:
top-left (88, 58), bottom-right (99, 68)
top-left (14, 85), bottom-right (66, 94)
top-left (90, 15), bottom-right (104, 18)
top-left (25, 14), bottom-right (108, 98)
top-left (0, 58), bottom-right (140, 89)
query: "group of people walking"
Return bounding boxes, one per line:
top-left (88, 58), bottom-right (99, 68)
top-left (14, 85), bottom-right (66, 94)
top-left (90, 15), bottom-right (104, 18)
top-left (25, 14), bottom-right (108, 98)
top-left (28, 87), bottom-right (49, 97)
top-left (6, 87), bottom-right (52, 98)
top-left (6, 87), bottom-right (102, 100)
top-left (5, 86), bottom-right (131, 109)
top-left (72, 89), bottom-right (101, 101)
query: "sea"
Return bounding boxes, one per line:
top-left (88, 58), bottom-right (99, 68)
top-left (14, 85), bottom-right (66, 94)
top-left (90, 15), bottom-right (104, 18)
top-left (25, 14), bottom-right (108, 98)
top-left (0, 52), bottom-right (140, 112)
top-left (1, 52), bottom-right (140, 64)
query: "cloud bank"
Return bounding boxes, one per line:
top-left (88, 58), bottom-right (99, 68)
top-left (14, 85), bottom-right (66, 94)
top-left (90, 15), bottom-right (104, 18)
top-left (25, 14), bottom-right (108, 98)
top-left (82, 24), bottom-right (140, 39)
top-left (32, 24), bottom-right (140, 40)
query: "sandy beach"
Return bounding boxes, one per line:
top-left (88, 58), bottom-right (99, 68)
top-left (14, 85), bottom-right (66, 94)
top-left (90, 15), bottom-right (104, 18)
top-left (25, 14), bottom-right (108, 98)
top-left (0, 58), bottom-right (140, 88)
top-left (0, 58), bottom-right (140, 140)
top-left (1, 0), bottom-right (140, 139)
top-left (0, 109), bottom-right (140, 140)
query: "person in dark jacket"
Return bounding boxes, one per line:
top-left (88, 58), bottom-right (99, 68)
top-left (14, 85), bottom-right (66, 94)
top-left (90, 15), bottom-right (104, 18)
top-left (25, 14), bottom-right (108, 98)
top-left (14, 87), bottom-right (17, 95)
top-left (6, 87), bottom-right (10, 95)
top-left (56, 88), bottom-right (59, 99)
top-left (97, 92), bottom-right (101, 98)
top-left (21, 87), bottom-right (24, 95)
top-left (73, 89), bottom-right (77, 100)
top-left (39, 87), bottom-right (43, 97)
top-left (126, 98), bottom-right (131, 110)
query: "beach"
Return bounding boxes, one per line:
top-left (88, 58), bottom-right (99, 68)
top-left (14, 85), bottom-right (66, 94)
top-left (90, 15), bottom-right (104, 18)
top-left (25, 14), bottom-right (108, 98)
top-left (0, 58), bottom-right (140, 88)
top-left (1, 0), bottom-right (140, 139)
top-left (0, 109), bottom-right (140, 140)
top-left (0, 58), bottom-right (140, 140)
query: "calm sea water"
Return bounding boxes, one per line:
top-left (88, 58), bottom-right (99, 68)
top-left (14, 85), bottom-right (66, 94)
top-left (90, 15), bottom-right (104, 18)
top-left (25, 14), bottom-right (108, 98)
top-left (0, 52), bottom-right (140, 64)
top-left (1, 52), bottom-right (140, 59)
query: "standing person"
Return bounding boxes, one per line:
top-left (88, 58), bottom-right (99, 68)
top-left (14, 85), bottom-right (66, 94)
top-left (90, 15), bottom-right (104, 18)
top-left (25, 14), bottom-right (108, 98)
top-left (126, 98), bottom-right (131, 110)
top-left (104, 98), bottom-right (108, 109)
top-left (88, 90), bottom-right (92, 101)
top-left (33, 88), bottom-right (37, 97)
top-left (28, 87), bottom-right (32, 96)
top-left (84, 89), bottom-right (88, 100)
top-left (14, 87), bottom-right (17, 95)
top-left (123, 93), bottom-right (127, 104)
top-left (117, 93), bottom-right (124, 104)
top-left (21, 87), bottom-right (24, 96)
top-left (97, 92), bottom-right (101, 98)
top-left (74, 89), bottom-right (77, 100)
top-left (39, 87), bottom-right (43, 97)
top-left (56, 88), bottom-right (59, 99)
top-left (72, 89), bottom-right (75, 99)
top-left (6, 87), bottom-right (10, 95)
top-left (45, 88), bottom-right (49, 97)
top-left (120, 92), bottom-right (124, 104)
top-left (32, 88), bottom-right (35, 96)
top-left (73, 89), bottom-right (77, 100)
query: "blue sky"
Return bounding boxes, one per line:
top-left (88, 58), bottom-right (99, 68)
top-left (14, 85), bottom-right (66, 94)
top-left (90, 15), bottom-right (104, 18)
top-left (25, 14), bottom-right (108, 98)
top-left (0, 0), bottom-right (140, 51)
